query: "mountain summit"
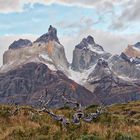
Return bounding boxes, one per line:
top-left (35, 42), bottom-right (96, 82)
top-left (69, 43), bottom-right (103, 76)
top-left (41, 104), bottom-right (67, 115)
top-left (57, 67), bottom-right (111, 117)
top-left (35, 25), bottom-right (60, 44)
top-left (72, 35), bottom-right (111, 71)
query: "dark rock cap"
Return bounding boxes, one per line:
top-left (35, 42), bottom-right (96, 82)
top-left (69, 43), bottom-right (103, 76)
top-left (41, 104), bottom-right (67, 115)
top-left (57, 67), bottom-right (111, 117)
top-left (120, 52), bottom-right (140, 64)
top-left (97, 58), bottom-right (108, 67)
top-left (87, 35), bottom-right (95, 44)
top-left (134, 42), bottom-right (140, 48)
top-left (34, 25), bottom-right (60, 44)
top-left (75, 35), bottom-right (104, 52)
top-left (9, 39), bottom-right (32, 49)
top-left (0, 62), bottom-right (99, 107)
top-left (120, 53), bottom-right (131, 63)
top-left (75, 35), bottom-right (95, 49)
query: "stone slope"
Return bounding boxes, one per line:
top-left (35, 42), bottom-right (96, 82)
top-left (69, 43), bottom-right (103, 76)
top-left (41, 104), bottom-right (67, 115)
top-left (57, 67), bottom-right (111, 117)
top-left (0, 62), bottom-right (99, 108)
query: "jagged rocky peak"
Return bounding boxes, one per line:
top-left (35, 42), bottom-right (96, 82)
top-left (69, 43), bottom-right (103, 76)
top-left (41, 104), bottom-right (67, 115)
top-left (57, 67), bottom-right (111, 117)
top-left (87, 35), bottom-right (95, 44)
top-left (9, 39), bottom-right (32, 49)
top-left (35, 25), bottom-right (60, 44)
top-left (75, 35), bottom-right (103, 51)
top-left (2, 25), bottom-right (69, 72)
top-left (72, 35), bottom-right (110, 71)
top-left (76, 35), bottom-right (95, 49)
top-left (97, 58), bottom-right (109, 67)
top-left (88, 58), bottom-right (111, 80)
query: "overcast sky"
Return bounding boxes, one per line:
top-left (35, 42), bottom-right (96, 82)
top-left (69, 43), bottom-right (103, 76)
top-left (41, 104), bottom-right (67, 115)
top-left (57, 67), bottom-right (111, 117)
top-left (0, 0), bottom-right (140, 65)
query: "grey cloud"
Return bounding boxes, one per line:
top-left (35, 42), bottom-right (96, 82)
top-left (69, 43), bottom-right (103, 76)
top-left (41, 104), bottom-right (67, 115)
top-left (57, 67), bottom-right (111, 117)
top-left (56, 17), bottom-right (104, 40)
top-left (56, 17), bottom-right (101, 31)
top-left (122, 0), bottom-right (140, 21)
top-left (109, 18), bottom-right (126, 30)
top-left (109, 0), bottom-right (140, 30)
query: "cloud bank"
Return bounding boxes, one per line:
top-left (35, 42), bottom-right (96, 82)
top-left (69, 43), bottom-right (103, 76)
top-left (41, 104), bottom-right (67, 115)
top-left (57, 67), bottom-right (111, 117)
top-left (0, 0), bottom-right (117, 13)
top-left (0, 0), bottom-right (140, 29)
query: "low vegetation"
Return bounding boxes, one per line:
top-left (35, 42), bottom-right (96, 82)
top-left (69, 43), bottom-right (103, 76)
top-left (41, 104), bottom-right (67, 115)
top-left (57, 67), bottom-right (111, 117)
top-left (0, 101), bottom-right (140, 140)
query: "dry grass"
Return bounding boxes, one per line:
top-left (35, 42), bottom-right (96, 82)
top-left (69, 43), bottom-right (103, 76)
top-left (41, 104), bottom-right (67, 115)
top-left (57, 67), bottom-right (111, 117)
top-left (0, 101), bottom-right (139, 140)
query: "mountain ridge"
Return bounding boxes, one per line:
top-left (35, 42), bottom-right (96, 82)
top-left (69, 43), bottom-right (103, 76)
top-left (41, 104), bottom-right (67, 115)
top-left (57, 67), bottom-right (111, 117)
top-left (0, 25), bottom-right (140, 107)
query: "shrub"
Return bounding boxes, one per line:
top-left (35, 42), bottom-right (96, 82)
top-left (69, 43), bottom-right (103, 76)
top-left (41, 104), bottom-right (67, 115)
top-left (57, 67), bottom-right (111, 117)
top-left (29, 112), bottom-right (41, 122)
top-left (36, 135), bottom-right (49, 140)
top-left (80, 134), bottom-right (104, 140)
top-left (114, 132), bottom-right (134, 140)
top-left (59, 106), bottom-right (71, 110)
top-left (6, 127), bottom-right (26, 140)
top-left (86, 104), bottom-right (99, 110)
top-left (0, 108), bottom-right (11, 118)
top-left (37, 125), bottom-right (50, 135)
top-left (53, 131), bottom-right (62, 140)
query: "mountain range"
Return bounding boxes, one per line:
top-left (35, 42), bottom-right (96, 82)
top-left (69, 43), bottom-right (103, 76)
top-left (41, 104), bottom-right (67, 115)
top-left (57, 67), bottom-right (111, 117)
top-left (0, 25), bottom-right (140, 108)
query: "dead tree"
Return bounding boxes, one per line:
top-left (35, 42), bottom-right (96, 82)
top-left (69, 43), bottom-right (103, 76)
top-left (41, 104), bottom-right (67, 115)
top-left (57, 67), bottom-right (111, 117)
top-left (83, 106), bottom-right (105, 122)
top-left (11, 102), bottom-right (20, 116)
top-left (38, 93), bottom-right (70, 126)
top-left (38, 87), bottom-right (105, 125)
top-left (62, 95), bottom-right (85, 125)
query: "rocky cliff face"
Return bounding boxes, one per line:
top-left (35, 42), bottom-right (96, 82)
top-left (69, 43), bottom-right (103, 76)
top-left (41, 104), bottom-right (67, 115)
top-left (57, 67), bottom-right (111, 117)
top-left (108, 42), bottom-right (140, 79)
top-left (108, 53), bottom-right (140, 79)
top-left (71, 36), bottom-right (111, 71)
top-left (0, 62), bottom-right (99, 108)
top-left (123, 43), bottom-right (140, 58)
top-left (2, 25), bottom-right (69, 73)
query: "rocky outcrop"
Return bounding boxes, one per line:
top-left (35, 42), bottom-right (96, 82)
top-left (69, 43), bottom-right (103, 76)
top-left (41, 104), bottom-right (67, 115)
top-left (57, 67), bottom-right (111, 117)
top-left (124, 44), bottom-right (140, 58)
top-left (9, 39), bottom-right (32, 49)
top-left (120, 52), bottom-right (140, 64)
top-left (0, 62), bottom-right (99, 108)
top-left (87, 59), bottom-right (140, 105)
top-left (71, 36), bottom-right (111, 71)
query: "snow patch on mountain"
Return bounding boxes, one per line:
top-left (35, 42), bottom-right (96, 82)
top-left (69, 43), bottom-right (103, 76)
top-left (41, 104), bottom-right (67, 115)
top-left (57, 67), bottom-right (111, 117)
top-left (87, 44), bottom-right (104, 54)
top-left (68, 65), bottom-right (96, 85)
